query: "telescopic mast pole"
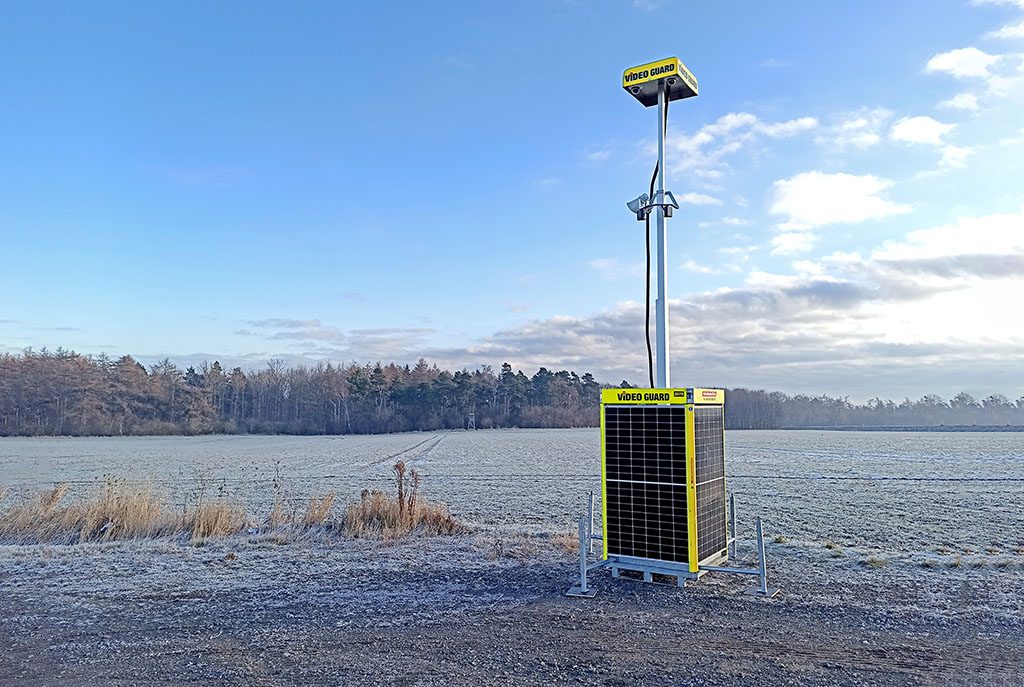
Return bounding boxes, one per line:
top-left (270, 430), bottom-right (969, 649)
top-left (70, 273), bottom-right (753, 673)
top-left (654, 82), bottom-right (670, 389)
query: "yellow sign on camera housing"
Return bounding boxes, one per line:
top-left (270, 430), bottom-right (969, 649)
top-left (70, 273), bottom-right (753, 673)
top-left (622, 56), bottom-right (698, 107)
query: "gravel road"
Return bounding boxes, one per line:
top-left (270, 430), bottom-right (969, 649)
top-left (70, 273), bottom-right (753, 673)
top-left (1, 532), bottom-right (1021, 686)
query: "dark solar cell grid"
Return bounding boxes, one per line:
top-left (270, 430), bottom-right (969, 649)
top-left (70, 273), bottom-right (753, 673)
top-left (694, 406), bottom-right (725, 484)
top-left (693, 405), bottom-right (727, 561)
top-left (604, 406), bottom-right (687, 484)
top-left (696, 479), bottom-right (727, 560)
top-left (605, 481), bottom-right (689, 563)
top-left (604, 405), bottom-right (688, 564)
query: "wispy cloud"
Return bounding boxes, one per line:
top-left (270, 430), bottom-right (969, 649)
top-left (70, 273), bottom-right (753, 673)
top-left (588, 258), bottom-right (643, 281)
top-left (677, 192), bottom-right (723, 206)
top-left (815, 108), bottom-right (893, 150)
top-left (661, 112), bottom-right (819, 179)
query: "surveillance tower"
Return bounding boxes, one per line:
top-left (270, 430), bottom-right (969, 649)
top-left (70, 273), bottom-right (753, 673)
top-left (623, 57), bottom-right (698, 387)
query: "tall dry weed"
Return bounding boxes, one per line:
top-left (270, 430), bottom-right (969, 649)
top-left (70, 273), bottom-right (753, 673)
top-left (0, 463), bottom-right (460, 544)
top-left (302, 492), bottom-right (336, 527)
top-left (343, 462), bottom-right (462, 538)
top-left (188, 499), bottom-right (247, 540)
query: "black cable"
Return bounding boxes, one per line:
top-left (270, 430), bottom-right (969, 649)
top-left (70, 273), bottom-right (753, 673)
top-left (644, 169), bottom-right (656, 389)
top-left (643, 89), bottom-right (670, 388)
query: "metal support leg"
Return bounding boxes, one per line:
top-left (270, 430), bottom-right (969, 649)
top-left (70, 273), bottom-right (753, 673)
top-left (587, 490), bottom-right (595, 555)
top-left (744, 516), bottom-right (780, 598)
top-left (566, 515), bottom-right (597, 598)
top-left (728, 493), bottom-right (737, 560)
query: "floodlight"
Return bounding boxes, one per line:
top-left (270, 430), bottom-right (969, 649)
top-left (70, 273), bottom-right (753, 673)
top-left (626, 193), bottom-right (650, 220)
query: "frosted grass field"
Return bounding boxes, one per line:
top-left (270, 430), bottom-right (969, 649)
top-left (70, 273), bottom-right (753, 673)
top-left (2, 429), bottom-right (1022, 558)
top-left (3, 429), bottom-right (1024, 684)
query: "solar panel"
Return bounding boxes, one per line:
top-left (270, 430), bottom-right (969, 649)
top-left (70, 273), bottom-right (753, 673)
top-left (601, 388), bottom-right (727, 573)
top-left (694, 406), bottom-right (727, 562)
top-left (604, 405), bottom-right (689, 564)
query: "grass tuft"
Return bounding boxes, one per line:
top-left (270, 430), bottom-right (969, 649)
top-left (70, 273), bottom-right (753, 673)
top-left (302, 492), bottom-right (336, 528)
top-left (0, 464), bottom-right (459, 545)
top-left (189, 499), bottom-right (247, 541)
top-left (864, 555), bottom-right (887, 569)
top-left (550, 531), bottom-right (579, 553)
top-left (343, 462), bottom-right (462, 538)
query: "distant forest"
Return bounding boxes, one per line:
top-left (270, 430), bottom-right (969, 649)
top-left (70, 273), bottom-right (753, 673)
top-left (1, 349), bottom-right (1022, 436)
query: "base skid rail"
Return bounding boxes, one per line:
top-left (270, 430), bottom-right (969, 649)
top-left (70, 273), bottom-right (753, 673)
top-left (566, 492), bottom-right (781, 598)
top-left (607, 555), bottom-right (697, 588)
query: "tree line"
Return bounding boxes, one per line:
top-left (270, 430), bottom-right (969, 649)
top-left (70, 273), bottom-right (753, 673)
top-left (0, 349), bottom-right (604, 436)
top-left (724, 387), bottom-right (1024, 429)
top-left (1, 349), bottom-right (1021, 436)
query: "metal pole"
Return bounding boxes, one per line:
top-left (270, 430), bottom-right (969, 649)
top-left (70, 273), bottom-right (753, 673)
top-left (755, 516), bottom-right (767, 595)
top-left (655, 82), bottom-right (670, 389)
top-left (729, 493), bottom-right (737, 560)
top-left (587, 490), bottom-right (595, 555)
top-left (578, 516), bottom-right (589, 594)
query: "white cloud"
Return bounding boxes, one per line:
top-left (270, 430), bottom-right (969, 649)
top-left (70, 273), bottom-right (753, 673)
top-left (926, 47), bottom-right (1001, 78)
top-left (722, 217), bottom-right (750, 226)
top-left (939, 144), bottom-right (974, 168)
top-left (972, 0), bottom-right (1024, 8)
top-left (938, 93), bottom-right (981, 111)
top-left (999, 127), bottom-right (1024, 144)
top-left (986, 20), bottom-right (1024, 39)
top-left (889, 117), bottom-right (971, 172)
top-left (875, 208), bottom-right (1024, 262)
top-left (890, 116), bottom-right (955, 145)
top-left (760, 58), bottom-right (793, 69)
top-left (755, 117), bottom-right (819, 138)
top-left (584, 149), bottom-right (610, 162)
top-left (769, 172), bottom-right (911, 230)
top-left (677, 192), bottom-right (723, 206)
top-left (681, 259), bottom-right (719, 274)
top-left (771, 232), bottom-right (819, 255)
top-left (210, 211), bottom-right (1024, 398)
top-left (815, 108), bottom-right (893, 150)
top-left (718, 244), bottom-right (759, 259)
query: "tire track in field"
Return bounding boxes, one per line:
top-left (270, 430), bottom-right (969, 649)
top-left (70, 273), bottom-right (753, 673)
top-left (371, 434), bottom-right (446, 467)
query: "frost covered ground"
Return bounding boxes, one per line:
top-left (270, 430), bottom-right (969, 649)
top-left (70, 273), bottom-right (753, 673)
top-left (1, 429), bottom-right (1022, 684)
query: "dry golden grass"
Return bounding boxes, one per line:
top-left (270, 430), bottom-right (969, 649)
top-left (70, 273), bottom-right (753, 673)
top-left (0, 478), bottom-right (248, 544)
top-left (343, 488), bottom-right (462, 538)
top-left (341, 461), bottom-right (463, 538)
top-left (189, 499), bottom-right (247, 540)
top-left (302, 492), bottom-right (336, 527)
top-left (0, 462), bottom-right (459, 545)
top-left (267, 495), bottom-right (292, 529)
top-left (550, 531), bottom-right (579, 553)
top-left (0, 479), bottom-right (184, 543)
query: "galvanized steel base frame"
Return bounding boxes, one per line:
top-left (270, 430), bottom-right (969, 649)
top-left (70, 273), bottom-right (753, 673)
top-left (565, 491), bottom-right (780, 598)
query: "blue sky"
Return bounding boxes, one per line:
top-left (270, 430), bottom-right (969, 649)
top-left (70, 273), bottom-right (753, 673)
top-left (2, 0), bottom-right (1024, 400)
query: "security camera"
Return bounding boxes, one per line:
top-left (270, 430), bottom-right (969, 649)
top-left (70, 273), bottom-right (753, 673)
top-left (627, 193), bottom-right (650, 221)
top-left (661, 191), bottom-right (680, 218)
top-left (630, 86), bottom-right (641, 95)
